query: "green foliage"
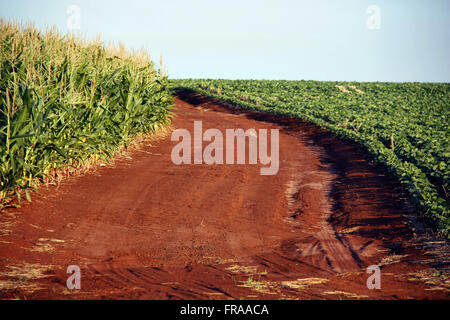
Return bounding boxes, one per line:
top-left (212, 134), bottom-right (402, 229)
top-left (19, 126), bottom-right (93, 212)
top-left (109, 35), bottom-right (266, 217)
top-left (172, 79), bottom-right (450, 237)
top-left (0, 20), bottom-right (173, 203)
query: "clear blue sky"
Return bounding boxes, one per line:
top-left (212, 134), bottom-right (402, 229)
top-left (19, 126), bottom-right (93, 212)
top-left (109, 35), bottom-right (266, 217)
top-left (1, 0), bottom-right (449, 82)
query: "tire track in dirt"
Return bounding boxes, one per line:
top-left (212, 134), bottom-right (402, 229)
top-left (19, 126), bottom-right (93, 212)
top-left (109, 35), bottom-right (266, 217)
top-left (0, 92), bottom-right (448, 299)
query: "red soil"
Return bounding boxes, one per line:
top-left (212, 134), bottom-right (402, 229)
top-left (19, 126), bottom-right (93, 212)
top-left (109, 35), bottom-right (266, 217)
top-left (0, 92), bottom-right (448, 300)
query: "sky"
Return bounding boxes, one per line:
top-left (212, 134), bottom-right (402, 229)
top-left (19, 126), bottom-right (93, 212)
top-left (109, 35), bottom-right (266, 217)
top-left (1, 0), bottom-right (449, 82)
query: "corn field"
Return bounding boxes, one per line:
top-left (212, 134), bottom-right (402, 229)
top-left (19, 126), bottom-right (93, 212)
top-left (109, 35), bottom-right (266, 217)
top-left (0, 20), bottom-right (173, 204)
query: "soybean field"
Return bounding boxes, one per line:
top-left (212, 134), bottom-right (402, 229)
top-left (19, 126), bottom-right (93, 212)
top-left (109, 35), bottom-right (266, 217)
top-left (172, 79), bottom-right (450, 236)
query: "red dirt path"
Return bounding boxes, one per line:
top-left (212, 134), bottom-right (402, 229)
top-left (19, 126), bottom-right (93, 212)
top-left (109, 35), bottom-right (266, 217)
top-left (0, 93), bottom-right (448, 299)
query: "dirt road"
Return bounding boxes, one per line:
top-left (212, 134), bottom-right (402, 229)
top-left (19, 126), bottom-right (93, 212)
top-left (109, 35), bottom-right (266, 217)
top-left (0, 92), bottom-right (448, 299)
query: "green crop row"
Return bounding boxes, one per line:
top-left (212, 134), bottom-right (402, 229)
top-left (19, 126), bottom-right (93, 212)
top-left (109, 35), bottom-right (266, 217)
top-left (0, 20), bottom-right (173, 203)
top-left (171, 79), bottom-right (450, 238)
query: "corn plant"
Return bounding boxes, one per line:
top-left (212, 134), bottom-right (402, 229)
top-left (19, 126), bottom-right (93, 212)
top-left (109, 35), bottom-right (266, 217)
top-left (0, 19), bottom-right (173, 204)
